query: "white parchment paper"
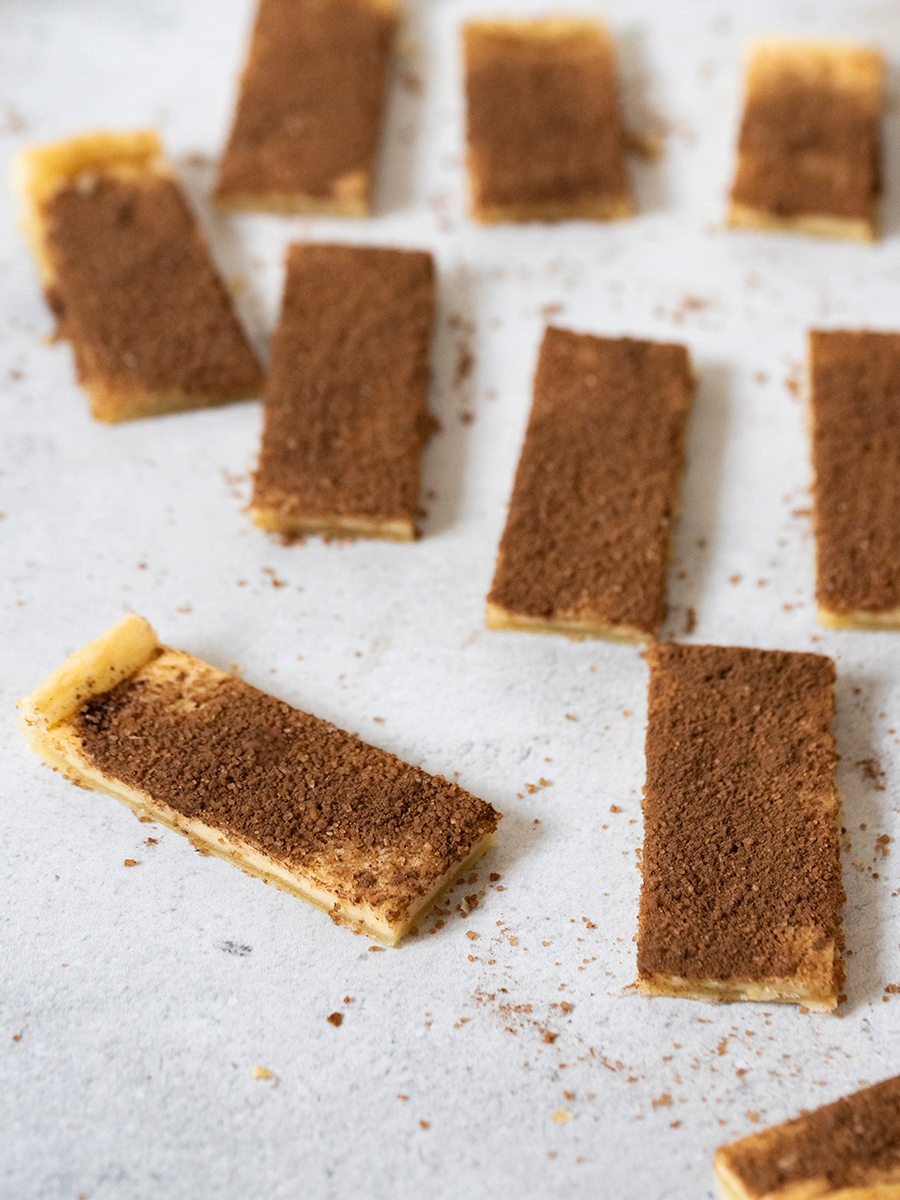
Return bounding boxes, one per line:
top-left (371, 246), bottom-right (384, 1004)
top-left (3, 1), bottom-right (900, 1196)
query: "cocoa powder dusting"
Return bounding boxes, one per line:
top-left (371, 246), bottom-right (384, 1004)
top-left (638, 643), bottom-right (843, 985)
top-left (731, 59), bottom-right (880, 220)
top-left (253, 244), bottom-right (435, 525)
top-left (721, 1074), bottom-right (900, 1195)
top-left (811, 331), bottom-right (900, 614)
top-left (43, 176), bottom-right (262, 400)
top-left (488, 329), bottom-right (691, 635)
top-left (464, 23), bottom-right (630, 212)
top-left (215, 0), bottom-right (396, 202)
top-left (71, 650), bottom-right (498, 922)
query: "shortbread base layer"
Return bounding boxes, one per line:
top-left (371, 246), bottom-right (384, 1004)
top-left (87, 382), bottom-right (257, 423)
top-left (727, 201), bottom-right (876, 243)
top-left (485, 600), bottom-right (648, 644)
top-left (817, 604), bottom-right (900, 631)
top-left (212, 190), bottom-right (368, 218)
top-left (18, 614), bottom-right (496, 945)
top-left (636, 958), bottom-right (840, 1013)
top-left (470, 195), bottom-right (634, 225)
top-left (250, 504), bottom-right (416, 543)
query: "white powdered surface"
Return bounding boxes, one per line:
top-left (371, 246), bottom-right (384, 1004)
top-left (2, 1), bottom-right (900, 1196)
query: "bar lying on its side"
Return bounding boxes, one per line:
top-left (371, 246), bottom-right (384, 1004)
top-left (636, 642), bottom-right (844, 1011)
top-left (13, 130), bottom-right (263, 421)
top-left (811, 329), bottom-right (900, 630)
top-left (463, 18), bottom-right (633, 223)
top-left (18, 614), bottom-right (500, 946)
top-left (714, 1074), bottom-right (900, 1199)
top-left (728, 39), bottom-right (883, 241)
top-left (250, 243), bottom-right (435, 542)
top-left (214, 0), bottom-right (397, 215)
top-left (486, 328), bottom-right (692, 643)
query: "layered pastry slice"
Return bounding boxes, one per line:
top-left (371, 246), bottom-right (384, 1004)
top-left (637, 643), bottom-right (844, 1011)
top-left (714, 1074), bottom-right (900, 1199)
top-left (728, 39), bottom-right (883, 241)
top-left (811, 330), bottom-right (900, 630)
top-left (463, 17), bottom-right (633, 223)
top-left (486, 329), bottom-right (692, 643)
top-left (18, 615), bottom-right (500, 945)
top-left (251, 243), bottom-right (435, 541)
top-left (13, 130), bottom-right (263, 421)
top-left (214, 0), bottom-right (398, 215)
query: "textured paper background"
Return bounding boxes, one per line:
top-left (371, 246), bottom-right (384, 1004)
top-left (3, 1), bottom-right (900, 1196)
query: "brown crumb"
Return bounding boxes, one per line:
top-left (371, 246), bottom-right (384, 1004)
top-left (327, 1012), bottom-right (343, 1027)
top-left (251, 1066), bottom-right (275, 1080)
top-left (565, 713), bottom-right (578, 721)
top-left (729, 573), bottom-right (742, 584)
top-left (368, 946), bottom-right (385, 953)
top-left (466, 930), bottom-right (477, 940)
top-left (419, 1120), bottom-right (430, 1130)
top-left (123, 858), bottom-right (137, 867)
top-left (685, 606), bottom-right (696, 635)
top-left (397, 1093), bottom-right (408, 1100)
top-left (651, 1094), bottom-right (672, 1109)
top-left (490, 873), bottom-right (501, 882)
top-left (609, 805), bottom-right (621, 813)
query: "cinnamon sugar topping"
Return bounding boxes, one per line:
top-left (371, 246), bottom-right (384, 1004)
top-left (638, 643), bottom-right (843, 998)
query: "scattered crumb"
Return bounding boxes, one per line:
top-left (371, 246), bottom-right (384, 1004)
top-left (123, 859), bottom-right (137, 867)
top-left (729, 574), bottom-right (741, 585)
top-left (466, 931), bottom-right (477, 941)
top-left (552, 1109), bottom-right (574, 1125)
top-left (685, 606), bottom-right (696, 635)
top-left (397, 1094), bottom-right (409, 1101)
top-left (327, 1012), bottom-right (343, 1027)
top-left (251, 1066), bottom-right (275, 1080)
top-left (368, 946), bottom-right (385, 953)
top-left (419, 1120), bottom-right (430, 1130)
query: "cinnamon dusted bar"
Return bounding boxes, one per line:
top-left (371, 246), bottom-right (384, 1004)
top-left (18, 615), bottom-right (500, 946)
top-left (463, 18), bottom-right (633, 223)
top-left (811, 330), bottom-right (900, 629)
top-left (486, 329), bottom-right (691, 642)
top-left (13, 130), bottom-right (263, 422)
top-left (637, 643), bottom-right (844, 1011)
top-left (728, 39), bottom-right (883, 241)
top-left (714, 1074), bottom-right (900, 1199)
top-left (214, 0), bottom-right (397, 215)
top-left (251, 243), bottom-right (435, 542)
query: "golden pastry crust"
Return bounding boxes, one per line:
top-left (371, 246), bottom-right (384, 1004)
top-left (13, 130), bottom-right (263, 422)
top-left (727, 39), bottom-right (883, 242)
top-left (19, 615), bottom-right (500, 946)
top-left (463, 18), bottom-right (633, 224)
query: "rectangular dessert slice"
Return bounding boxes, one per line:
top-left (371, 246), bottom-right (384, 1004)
top-left (18, 615), bottom-right (500, 946)
top-left (463, 18), bottom-right (633, 223)
top-left (637, 642), bottom-right (844, 1011)
top-left (714, 1074), bottom-right (900, 1199)
top-left (250, 243), bottom-right (435, 542)
top-left (728, 39), bottom-right (883, 241)
top-left (214, 0), bottom-right (397, 215)
top-left (811, 330), bottom-right (900, 630)
top-left (13, 130), bottom-right (263, 422)
top-left (486, 329), bottom-right (692, 643)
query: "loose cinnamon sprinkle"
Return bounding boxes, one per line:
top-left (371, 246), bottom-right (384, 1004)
top-left (638, 643), bottom-right (843, 989)
top-left (487, 330), bottom-right (692, 636)
top-left (327, 1012), bottom-right (343, 1027)
top-left (812, 331), bottom-right (900, 614)
top-left (215, 0), bottom-right (397, 208)
top-left (72, 650), bottom-right (498, 923)
top-left (43, 175), bottom-right (262, 407)
top-left (717, 1074), bottom-right (900, 1196)
top-left (252, 244), bottom-right (435, 531)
